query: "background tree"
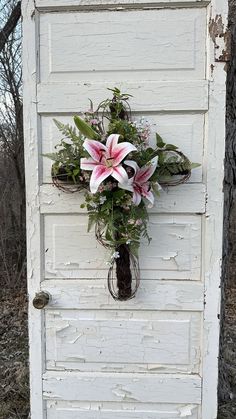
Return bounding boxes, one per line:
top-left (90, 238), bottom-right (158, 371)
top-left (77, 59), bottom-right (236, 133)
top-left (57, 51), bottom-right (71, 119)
top-left (0, 0), bottom-right (25, 288)
top-left (0, 2), bottom-right (29, 418)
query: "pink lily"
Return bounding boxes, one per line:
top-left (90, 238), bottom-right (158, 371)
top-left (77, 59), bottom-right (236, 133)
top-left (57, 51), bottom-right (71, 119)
top-left (120, 157), bottom-right (158, 206)
top-left (80, 134), bottom-right (137, 193)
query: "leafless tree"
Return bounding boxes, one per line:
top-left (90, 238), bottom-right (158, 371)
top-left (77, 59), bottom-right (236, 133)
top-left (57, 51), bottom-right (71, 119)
top-left (0, 0), bottom-right (25, 288)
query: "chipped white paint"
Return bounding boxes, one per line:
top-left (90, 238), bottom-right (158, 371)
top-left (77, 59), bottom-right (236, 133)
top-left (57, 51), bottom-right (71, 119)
top-left (38, 81), bottom-right (209, 114)
top-left (40, 183), bottom-right (206, 214)
top-left (43, 371), bottom-right (201, 403)
top-left (39, 9), bottom-right (206, 82)
top-left (22, 2), bottom-right (44, 418)
top-left (36, 0), bottom-right (209, 10)
top-left (45, 401), bottom-right (199, 419)
top-left (46, 310), bottom-right (201, 372)
top-left (23, 0), bottom-right (226, 417)
top-left (44, 214), bottom-right (201, 280)
top-left (42, 279), bottom-right (204, 311)
top-left (202, 0), bottom-right (228, 417)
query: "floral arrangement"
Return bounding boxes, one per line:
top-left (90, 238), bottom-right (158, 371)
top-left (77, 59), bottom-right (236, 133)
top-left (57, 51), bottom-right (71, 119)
top-left (46, 88), bottom-right (199, 300)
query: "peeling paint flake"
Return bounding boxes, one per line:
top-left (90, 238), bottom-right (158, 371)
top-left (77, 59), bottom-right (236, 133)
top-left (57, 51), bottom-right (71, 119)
top-left (209, 14), bottom-right (231, 62)
top-left (178, 404), bottom-right (197, 417)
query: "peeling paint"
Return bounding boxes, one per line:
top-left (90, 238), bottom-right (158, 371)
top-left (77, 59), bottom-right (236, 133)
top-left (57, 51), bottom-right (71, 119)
top-left (209, 14), bottom-right (231, 62)
top-left (112, 385), bottom-right (138, 402)
top-left (178, 404), bottom-right (197, 417)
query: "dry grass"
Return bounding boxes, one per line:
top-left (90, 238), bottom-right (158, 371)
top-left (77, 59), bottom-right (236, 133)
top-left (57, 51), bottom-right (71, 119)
top-left (0, 287), bottom-right (29, 419)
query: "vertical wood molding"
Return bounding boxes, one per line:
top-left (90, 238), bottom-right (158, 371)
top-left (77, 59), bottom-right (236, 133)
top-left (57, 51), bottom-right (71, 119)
top-left (22, 1), bottom-right (45, 417)
top-left (202, 1), bottom-right (228, 418)
top-left (218, 2), bottom-right (236, 408)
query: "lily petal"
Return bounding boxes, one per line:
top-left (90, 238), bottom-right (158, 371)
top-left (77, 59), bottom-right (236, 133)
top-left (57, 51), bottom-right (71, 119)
top-left (106, 134), bottom-right (120, 156)
top-left (135, 157), bottom-right (158, 184)
top-left (118, 177), bottom-right (134, 192)
top-left (83, 139), bottom-right (107, 163)
top-left (90, 165), bottom-right (113, 193)
top-left (132, 190), bottom-right (142, 206)
top-left (80, 157), bottom-right (98, 171)
top-left (112, 142), bottom-right (137, 166)
top-left (142, 188), bottom-right (155, 206)
top-left (112, 165), bottom-right (129, 184)
top-left (124, 160), bottom-right (139, 175)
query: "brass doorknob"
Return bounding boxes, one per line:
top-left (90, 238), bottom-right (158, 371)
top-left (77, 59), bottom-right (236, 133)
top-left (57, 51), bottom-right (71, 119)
top-left (33, 291), bottom-right (50, 309)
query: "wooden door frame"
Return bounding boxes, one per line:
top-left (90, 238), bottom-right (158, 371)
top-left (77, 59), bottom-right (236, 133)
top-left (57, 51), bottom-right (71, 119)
top-left (202, 1), bottom-right (228, 417)
top-left (22, 2), bottom-right (44, 417)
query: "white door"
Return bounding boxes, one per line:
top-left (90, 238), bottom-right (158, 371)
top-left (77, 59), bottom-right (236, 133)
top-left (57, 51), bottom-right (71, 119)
top-left (23, 0), bottom-right (227, 418)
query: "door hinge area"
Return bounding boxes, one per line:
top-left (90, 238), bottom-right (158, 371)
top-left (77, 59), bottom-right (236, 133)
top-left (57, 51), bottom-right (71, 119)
top-left (209, 14), bottom-right (231, 63)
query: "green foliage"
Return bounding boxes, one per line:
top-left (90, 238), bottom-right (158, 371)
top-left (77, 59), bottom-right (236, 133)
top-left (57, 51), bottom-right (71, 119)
top-left (45, 88), bottom-right (200, 255)
top-left (43, 119), bottom-right (87, 182)
top-left (107, 87), bottom-right (133, 101)
top-left (74, 115), bottom-right (100, 140)
top-left (154, 151), bottom-right (192, 182)
top-left (83, 189), bottom-right (150, 252)
top-left (107, 119), bottom-right (139, 142)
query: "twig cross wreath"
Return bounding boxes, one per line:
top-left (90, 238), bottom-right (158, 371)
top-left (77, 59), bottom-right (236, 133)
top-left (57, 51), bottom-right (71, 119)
top-left (46, 88), bottom-right (199, 301)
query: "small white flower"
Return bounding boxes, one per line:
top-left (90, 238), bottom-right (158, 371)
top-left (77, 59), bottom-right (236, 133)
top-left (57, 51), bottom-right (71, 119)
top-left (126, 239), bottom-right (131, 244)
top-left (90, 202), bottom-right (98, 209)
top-left (112, 251), bottom-right (120, 259)
top-left (99, 196), bottom-right (107, 204)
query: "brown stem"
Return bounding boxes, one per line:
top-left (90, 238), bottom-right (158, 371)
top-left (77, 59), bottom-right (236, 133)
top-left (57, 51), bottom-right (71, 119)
top-left (115, 244), bottom-right (132, 300)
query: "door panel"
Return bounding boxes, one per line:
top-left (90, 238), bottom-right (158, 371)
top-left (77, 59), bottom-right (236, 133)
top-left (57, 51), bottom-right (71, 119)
top-left (42, 279), bottom-right (204, 311)
top-left (43, 371), bottom-right (201, 403)
top-left (44, 214), bottom-right (201, 280)
top-left (45, 310), bottom-right (201, 372)
top-left (39, 9), bottom-right (206, 82)
top-left (46, 401), bottom-right (199, 419)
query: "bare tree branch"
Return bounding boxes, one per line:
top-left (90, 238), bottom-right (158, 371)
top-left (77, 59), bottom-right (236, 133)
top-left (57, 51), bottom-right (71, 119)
top-left (0, 1), bottom-right (21, 53)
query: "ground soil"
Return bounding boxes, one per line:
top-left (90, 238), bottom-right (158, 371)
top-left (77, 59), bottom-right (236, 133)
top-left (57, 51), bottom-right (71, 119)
top-left (0, 288), bottom-right (29, 419)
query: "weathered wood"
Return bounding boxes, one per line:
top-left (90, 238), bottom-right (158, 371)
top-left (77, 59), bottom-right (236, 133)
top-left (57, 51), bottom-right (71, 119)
top-left (43, 371), bottom-right (202, 404)
top-left (38, 81), bottom-right (208, 113)
top-left (23, 0), bottom-right (226, 416)
top-left (44, 214), bottom-right (201, 280)
top-left (40, 184), bottom-right (206, 214)
top-left (201, 1), bottom-right (228, 417)
top-left (42, 279), bottom-right (204, 310)
top-left (36, 0), bottom-right (209, 10)
top-left (22, 1), bottom-right (44, 417)
top-left (46, 402), bottom-right (199, 419)
top-left (39, 8), bottom-right (205, 82)
top-left (45, 309), bottom-right (201, 372)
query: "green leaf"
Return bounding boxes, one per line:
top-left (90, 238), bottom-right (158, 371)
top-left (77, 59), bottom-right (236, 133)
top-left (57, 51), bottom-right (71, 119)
top-left (190, 162), bottom-right (201, 169)
top-left (156, 133), bottom-right (165, 148)
top-left (73, 168), bottom-right (80, 176)
top-left (74, 116), bottom-right (100, 140)
top-left (42, 152), bottom-right (60, 161)
top-left (164, 144), bottom-right (179, 151)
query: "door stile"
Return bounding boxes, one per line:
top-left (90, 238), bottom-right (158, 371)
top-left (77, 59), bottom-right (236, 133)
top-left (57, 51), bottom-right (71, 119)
top-left (22, 1), bottom-right (45, 417)
top-left (202, 1), bottom-right (228, 417)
